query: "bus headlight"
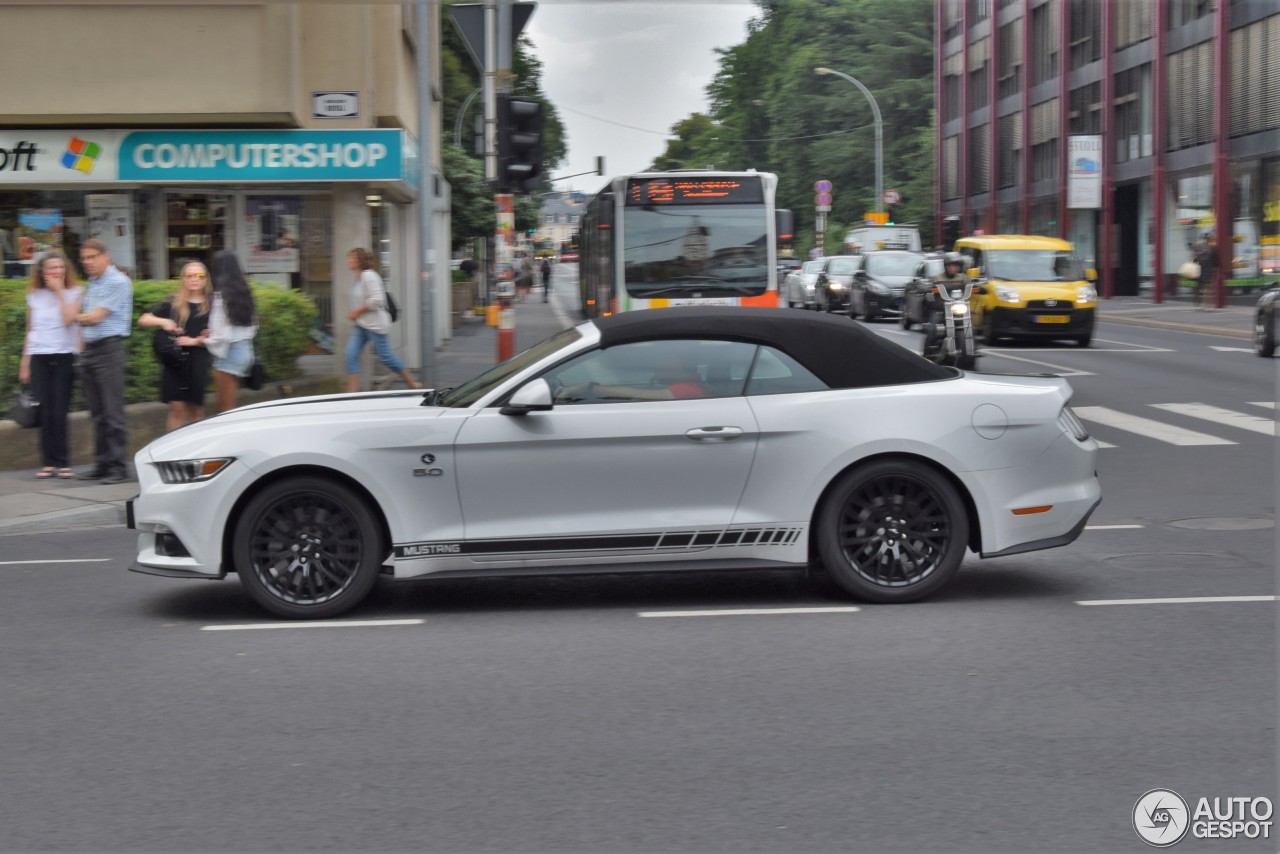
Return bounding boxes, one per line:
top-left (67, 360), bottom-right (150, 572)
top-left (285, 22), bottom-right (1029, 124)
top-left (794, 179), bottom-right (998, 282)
top-left (949, 303), bottom-right (970, 317)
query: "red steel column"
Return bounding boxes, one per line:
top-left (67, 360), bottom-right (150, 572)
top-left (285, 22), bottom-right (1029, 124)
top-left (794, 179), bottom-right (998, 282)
top-left (1212, 0), bottom-right (1231, 309)
top-left (1099, 0), bottom-right (1115, 299)
top-left (988, 13), bottom-right (999, 235)
top-left (935, 0), bottom-right (944, 246)
top-left (961, 1), bottom-right (970, 233)
top-left (1021, 0), bottom-right (1032, 233)
top-left (1057, 0), bottom-right (1070, 239)
top-left (1152, 0), bottom-right (1168, 303)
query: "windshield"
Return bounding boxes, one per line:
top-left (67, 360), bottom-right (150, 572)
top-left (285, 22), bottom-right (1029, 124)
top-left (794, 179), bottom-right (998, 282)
top-left (864, 253), bottom-right (922, 277)
top-left (826, 258), bottom-right (860, 275)
top-left (987, 249), bottom-right (1084, 281)
top-left (803, 260), bottom-right (825, 273)
top-left (623, 204), bottom-right (769, 297)
top-left (437, 326), bottom-right (583, 408)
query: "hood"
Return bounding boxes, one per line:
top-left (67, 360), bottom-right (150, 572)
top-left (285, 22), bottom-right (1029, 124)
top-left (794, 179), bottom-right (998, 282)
top-left (866, 274), bottom-right (914, 289)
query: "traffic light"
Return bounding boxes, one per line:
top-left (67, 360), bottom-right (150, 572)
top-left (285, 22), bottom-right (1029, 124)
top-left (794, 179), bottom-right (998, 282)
top-left (497, 93), bottom-right (546, 194)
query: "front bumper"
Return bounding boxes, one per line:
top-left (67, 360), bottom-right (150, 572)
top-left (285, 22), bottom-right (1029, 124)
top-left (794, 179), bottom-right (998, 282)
top-left (127, 453), bottom-right (241, 580)
top-left (990, 305), bottom-right (1095, 338)
top-left (865, 291), bottom-right (906, 316)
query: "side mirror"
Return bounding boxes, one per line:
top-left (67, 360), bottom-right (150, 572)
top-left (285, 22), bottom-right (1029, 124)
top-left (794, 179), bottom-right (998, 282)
top-left (967, 267), bottom-right (980, 279)
top-left (855, 270), bottom-right (867, 279)
top-left (500, 378), bottom-right (553, 416)
top-left (1085, 268), bottom-right (1098, 282)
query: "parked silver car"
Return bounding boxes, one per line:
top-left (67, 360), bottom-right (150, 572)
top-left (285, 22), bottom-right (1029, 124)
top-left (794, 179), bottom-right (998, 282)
top-left (784, 258), bottom-right (826, 309)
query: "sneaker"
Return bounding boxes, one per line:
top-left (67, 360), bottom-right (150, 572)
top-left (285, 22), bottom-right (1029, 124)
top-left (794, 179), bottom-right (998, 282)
top-left (78, 467), bottom-right (109, 481)
top-left (100, 469), bottom-right (129, 485)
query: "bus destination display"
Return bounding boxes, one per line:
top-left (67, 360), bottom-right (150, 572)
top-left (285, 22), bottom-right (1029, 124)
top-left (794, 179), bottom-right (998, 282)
top-left (626, 177), bottom-right (764, 206)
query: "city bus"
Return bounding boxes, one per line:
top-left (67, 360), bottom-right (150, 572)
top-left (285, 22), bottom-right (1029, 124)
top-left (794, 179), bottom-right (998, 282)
top-left (578, 170), bottom-right (789, 317)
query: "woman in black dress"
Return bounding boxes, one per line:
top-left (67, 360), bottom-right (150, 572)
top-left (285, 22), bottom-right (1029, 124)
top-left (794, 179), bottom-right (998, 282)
top-left (138, 261), bottom-right (212, 431)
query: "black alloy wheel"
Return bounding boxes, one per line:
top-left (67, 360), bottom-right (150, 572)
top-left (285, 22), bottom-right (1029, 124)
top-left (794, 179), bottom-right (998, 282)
top-left (233, 476), bottom-right (385, 618)
top-left (1255, 311), bottom-right (1276, 357)
top-left (816, 460), bottom-right (968, 603)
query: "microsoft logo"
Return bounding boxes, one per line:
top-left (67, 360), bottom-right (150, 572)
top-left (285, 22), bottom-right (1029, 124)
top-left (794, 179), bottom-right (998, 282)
top-left (61, 137), bottom-right (101, 174)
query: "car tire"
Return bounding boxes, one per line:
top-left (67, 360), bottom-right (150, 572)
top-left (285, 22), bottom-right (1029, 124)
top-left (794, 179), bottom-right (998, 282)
top-left (233, 476), bottom-right (386, 619)
top-left (1075, 326), bottom-right (1093, 347)
top-left (1255, 312), bottom-right (1275, 357)
top-left (864, 303), bottom-right (877, 323)
top-left (981, 312), bottom-right (1003, 345)
top-left (816, 459), bottom-right (968, 603)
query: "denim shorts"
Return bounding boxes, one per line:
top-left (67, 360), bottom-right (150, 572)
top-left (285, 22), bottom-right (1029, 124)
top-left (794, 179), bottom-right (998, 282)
top-left (213, 338), bottom-right (255, 378)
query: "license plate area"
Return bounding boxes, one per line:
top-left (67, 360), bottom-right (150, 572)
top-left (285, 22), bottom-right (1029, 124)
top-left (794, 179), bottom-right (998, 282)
top-left (1035, 314), bottom-right (1071, 324)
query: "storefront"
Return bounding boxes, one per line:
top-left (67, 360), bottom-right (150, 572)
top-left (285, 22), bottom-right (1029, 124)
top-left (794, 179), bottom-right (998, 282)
top-left (0, 129), bottom-right (423, 360)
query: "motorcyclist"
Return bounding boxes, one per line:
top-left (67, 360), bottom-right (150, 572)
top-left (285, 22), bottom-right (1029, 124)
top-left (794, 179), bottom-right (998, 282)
top-left (923, 252), bottom-right (973, 366)
top-left (932, 252), bottom-right (968, 289)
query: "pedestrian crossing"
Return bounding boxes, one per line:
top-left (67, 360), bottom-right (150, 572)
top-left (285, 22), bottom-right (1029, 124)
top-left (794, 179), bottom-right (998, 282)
top-left (1074, 401), bottom-right (1276, 448)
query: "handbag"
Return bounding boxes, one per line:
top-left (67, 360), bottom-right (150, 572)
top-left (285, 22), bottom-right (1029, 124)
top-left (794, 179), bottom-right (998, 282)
top-left (1178, 260), bottom-right (1201, 280)
top-left (152, 328), bottom-right (187, 368)
top-left (243, 359), bottom-right (266, 391)
top-left (11, 387), bottom-right (40, 429)
top-left (384, 289), bottom-right (399, 323)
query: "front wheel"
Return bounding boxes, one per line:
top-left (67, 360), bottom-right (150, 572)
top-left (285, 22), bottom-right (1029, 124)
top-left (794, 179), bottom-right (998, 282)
top-left (900, 310), bottom-right (913, 331)
top-left (233, 476), bottom-right (386, 619)
top-left (981, 312), bottom-right (1003, 345)
top-left (815, 460), bottom-right (969, 603)
top-left (1255, 312), bottom-right (1276, 357)
top-left (956, 331), bottom-right (977, 370)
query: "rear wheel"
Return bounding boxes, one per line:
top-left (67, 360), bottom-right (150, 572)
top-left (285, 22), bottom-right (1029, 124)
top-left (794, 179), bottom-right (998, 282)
top-left (233, 476), bottom-right (385, 619)
top-left (816, 460), bottom-right (969, 603)
top-left (1256, 311), bottom-right (1276, 357)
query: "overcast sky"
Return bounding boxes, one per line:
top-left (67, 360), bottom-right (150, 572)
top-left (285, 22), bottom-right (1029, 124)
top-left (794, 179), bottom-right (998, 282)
top-left (522, 1), bottom-right (760, 192)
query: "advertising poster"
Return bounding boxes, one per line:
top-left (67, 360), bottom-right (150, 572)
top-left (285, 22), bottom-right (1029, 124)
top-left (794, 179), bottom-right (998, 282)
top-left (85, 194), bottom-right (136, 272)
top-left (17, 209), bottom-right (63, 259)
top-left (245, 198), bottom-right (301, 273)
top-left (1067, 135), bottom-right (1103, 210)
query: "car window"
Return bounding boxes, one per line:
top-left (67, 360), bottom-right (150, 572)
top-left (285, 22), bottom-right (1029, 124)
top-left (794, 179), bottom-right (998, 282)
top-left (864, 254), bottom-right (921, 276)
top-left (545, 339), bottom-right (757, 405)
top-left (828, 258), bottom-right (859, 275)
top-left (440, 326), bottom-right (583, 408)
top-left (803, 260), bottom-right (824, 273)
top-left (745, 346), bottom-right (829, 396)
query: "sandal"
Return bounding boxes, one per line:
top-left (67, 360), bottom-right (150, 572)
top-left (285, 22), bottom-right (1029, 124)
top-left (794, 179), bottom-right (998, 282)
top-left (35, 467), bottom-right (55, 480)
top-left (58, 469), bottom-right (75, 479)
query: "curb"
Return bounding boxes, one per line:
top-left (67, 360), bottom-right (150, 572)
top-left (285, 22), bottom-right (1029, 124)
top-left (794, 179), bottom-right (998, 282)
top-left (0, 502), bottom-right (125, 536)
top-left (1099, 313), bottom-right (1252, 340)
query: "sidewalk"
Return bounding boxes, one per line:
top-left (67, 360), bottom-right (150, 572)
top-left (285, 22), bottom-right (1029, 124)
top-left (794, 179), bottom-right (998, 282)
top-left (0, 291), bottom-right (1259, 536)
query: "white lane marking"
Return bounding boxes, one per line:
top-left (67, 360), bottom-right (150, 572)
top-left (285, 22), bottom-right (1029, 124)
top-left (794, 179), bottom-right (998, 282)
top-left (1073, 406), bottom-right (1235, 446)
top-left (1094, 439), bottom-right (1117, 448)
top-left (1210, 346), bottom-right (1257, 353)
top-left (1077, 596), bottom-right (1276, 606)
top-left (977, 350), bottom-right (1094, 377)
top-left (1150, 403), bottom-right (1276, 437)
top-left (638, 606), bottom-right (861, 618)
top-left (1250, 401), bottom-right (1276, 409)
top-left (0, 559), bottom-right (113, 566)
top-left (201, 619), bottom-right (426, 631)
top-left (1085, 524), bottom-right (1145, 530)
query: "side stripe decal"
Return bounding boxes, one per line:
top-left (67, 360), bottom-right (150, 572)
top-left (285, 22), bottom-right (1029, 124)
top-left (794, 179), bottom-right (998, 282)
top-left (394, 526), bottom-right (804, 561)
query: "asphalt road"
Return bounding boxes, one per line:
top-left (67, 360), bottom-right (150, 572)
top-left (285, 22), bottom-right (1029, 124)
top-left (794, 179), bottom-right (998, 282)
top-left (0, 314), bottom-right (1274, 853)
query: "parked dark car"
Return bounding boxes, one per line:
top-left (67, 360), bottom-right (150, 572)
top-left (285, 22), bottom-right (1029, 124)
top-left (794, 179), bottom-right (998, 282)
top-left (1254, 282), bottom-right (1280, 357)
top-left (901, 254), bottom-right (947, 330)
top-left (814, 255), bottom-right (863, 312)
top-left (850, 250), bottom-right (924, 321)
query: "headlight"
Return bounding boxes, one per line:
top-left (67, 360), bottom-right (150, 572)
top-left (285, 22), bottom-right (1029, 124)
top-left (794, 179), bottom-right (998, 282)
top-left (1077, 286), bottom-right (1097, 304)
top-left (1058, 406), bottom-right (1089, 442)
top-left (828, 281), bottom-right (847, 290)
top-left (153, 458), bottom-right (235, 484)
top-left (996, 286), bottom-right (1022, 304)
top-left (867, 281), bottom-right (889, 295)
top-left (949, 303), bottom-right (970, 317)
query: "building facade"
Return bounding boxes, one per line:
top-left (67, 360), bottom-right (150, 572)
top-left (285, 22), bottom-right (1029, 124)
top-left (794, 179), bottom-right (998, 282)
top-left (537, 191), bottom-right (585, 252)
top-left (0, 2), bottom-right (452, 371)
top-left (936, 0), bottom-right (1279, 302)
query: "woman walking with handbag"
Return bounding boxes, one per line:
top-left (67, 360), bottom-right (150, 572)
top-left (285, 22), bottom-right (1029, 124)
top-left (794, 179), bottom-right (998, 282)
top-left (137, 261), bottom-right (212, 431)
top-left (345, 247), bottom-right (421, 392)
top-left (18, 251), bottom-right (82, 479)
top-left (206, 251), bottom-right (258, 413)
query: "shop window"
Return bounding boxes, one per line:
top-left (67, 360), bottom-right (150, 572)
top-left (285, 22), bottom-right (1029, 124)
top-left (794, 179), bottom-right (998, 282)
top-left (165, 193), bottom-right (229, 278)
top-left (0, 190), bottom-right (144, 281)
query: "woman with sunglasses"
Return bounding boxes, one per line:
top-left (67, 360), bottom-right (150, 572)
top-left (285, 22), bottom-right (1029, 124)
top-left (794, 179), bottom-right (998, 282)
top-left (18, 251), bottom-right (83, 479)
top-left (138, 261), bottom-right (213, 431)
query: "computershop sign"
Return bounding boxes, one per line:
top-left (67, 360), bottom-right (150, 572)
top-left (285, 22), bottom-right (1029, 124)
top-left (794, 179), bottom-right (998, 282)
top-left (0, 129), bottom-right (408, 184)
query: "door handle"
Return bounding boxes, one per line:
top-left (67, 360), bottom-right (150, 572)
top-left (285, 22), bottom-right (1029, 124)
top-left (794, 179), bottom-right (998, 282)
top-left (685, 426), bottom-right (744, 442)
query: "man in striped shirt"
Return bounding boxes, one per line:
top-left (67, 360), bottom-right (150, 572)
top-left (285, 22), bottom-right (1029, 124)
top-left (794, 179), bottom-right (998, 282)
top-left (76, 239), bottom-right (133, 484)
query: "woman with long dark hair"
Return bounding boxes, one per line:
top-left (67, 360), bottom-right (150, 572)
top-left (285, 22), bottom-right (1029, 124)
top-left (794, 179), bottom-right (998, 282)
top-left (19, 251), bottom-right (82, 479)
top-left (206, 250), bottom-right (258, 412)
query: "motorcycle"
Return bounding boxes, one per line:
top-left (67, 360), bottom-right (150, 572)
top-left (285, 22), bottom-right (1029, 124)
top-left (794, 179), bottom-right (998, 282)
top-left (922, 277), bottom-right (978, 370)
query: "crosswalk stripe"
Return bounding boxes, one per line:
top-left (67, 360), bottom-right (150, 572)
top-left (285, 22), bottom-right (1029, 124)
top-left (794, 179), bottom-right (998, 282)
top-left (1150, 403), bottom-right (1276, 437)
top-left (1249, 401), bottom-right (1276, 409)
top-left (1073, 406), bottom-right (1235, 446)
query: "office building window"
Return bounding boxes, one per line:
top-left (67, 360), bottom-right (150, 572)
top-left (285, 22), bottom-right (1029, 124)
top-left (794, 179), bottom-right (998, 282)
top-left (1230, 15), bottom-right (1280, 138)
top-left (968, 0), bottom-right (991, 21)
top-left (1068, 0), bottom-right (1102, 69)
top-left (1167, 42), bottom-right (1214, 151)
top-left (1031, 98), bottom-right (1060, 182)
top-left (943, 0), bottom-right (963, 40)
top-left (1114, 65), bottom-right (1152, 163)
top-left (997, 19), bottom-right (1023, 101)
top-left (1115, 0), bottom-right (1154, 48)
top-left (943, 51), bottom-right (964, 123)
top-left (943, 136), bottom-right (960, 200)
top-left (998, 112), bottom-right (1023, 188)
top-left (969, 38), bottom-right (990, 111)
top-left (1031, 0), bottom-right (1060, 86)
top-left (968, 123), bottom-right (990, 194)
top-left (1168, 0), bottom-right (1213, 29)
top-left (1069, 82), bottom-right (1103, 134)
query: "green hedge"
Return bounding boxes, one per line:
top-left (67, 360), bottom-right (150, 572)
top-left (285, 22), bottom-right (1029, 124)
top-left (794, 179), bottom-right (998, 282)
top-left (1, 278), bottom-right (316, 409)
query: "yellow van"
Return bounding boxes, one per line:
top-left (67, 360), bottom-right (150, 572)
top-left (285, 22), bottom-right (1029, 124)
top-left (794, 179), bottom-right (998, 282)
top-left (954, 235), bottom-right (1098, 347)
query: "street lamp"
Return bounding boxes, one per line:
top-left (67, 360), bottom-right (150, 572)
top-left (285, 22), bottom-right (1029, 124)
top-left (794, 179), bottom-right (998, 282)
top-left (815, 66), bottom-right (884, 213)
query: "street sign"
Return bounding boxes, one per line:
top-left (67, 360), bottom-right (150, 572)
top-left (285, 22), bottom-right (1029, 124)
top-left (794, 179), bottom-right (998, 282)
top-left (312, 92), bottom-right (359, 119)
top-left (865, 211), bottom-right (890, 224)
top-left (814, 179), bottom-right (832, 193)
top-left (815, 192), bottom-right (832, 207)
top-left (883, 188), bottom-right (901, 205)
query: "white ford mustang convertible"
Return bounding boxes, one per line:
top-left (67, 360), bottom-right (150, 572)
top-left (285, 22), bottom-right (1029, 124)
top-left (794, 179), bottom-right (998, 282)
top-left (128, 307), bottom-right (1100, 618)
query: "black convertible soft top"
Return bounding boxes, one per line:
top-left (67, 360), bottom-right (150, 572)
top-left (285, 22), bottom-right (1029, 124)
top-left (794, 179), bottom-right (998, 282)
top-left (593, 307), bottom-right (953, 389)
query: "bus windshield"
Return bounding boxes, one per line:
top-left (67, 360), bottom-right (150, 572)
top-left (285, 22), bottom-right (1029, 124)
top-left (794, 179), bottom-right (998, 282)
top-left (622, 205), bottom-right (769, 297)
top-left (987, 250), bottom-right (1083, 282)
